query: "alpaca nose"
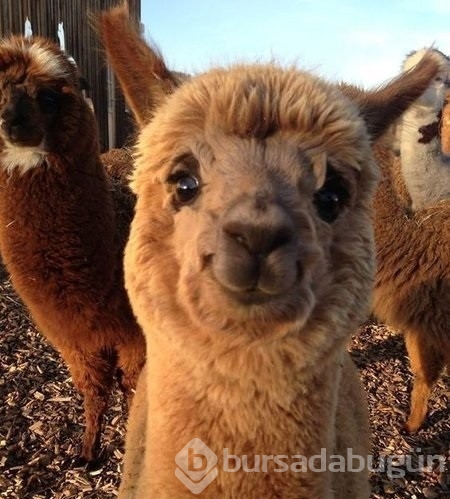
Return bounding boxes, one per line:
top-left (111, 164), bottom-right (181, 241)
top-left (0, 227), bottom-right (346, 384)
top-left (223, 218), bottom-right (295, 256)
top-left (213, 201), bottom-right (298, 296)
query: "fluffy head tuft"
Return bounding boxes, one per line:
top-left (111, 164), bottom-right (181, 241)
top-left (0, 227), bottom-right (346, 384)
top-left (0, 36), bottom-right (77, 84)
top-left (134, 64), bottom-right (371, 179)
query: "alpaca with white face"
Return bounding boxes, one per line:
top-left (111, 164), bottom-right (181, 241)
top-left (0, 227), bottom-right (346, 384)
top-left (398, 48), bottom-right (450, 209)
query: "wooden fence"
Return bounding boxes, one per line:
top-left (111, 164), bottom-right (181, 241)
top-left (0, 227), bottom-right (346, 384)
top-left (0, 0), bottom-right (141, 151)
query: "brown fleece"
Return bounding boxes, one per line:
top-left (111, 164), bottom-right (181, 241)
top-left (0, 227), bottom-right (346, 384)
top-left (0, 36), bottom-right (145, 466)
top-left (372, 140), bottom-right (450, 433)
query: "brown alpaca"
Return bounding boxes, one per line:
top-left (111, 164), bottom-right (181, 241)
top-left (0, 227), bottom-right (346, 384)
top-left (0, 36), bottom-right (145, 467)
top-left (369, 133), bottom-right (450, 434)
top-left (98, 6), bottom-right (439, 498)
top-left (344, 52), bottom-right (450, 433)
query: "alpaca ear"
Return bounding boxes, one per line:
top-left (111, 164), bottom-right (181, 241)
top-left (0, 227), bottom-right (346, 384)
top-left (341, 52), bottom-right (440, 140)
top-left (94, 1), bottom-right (180, 127)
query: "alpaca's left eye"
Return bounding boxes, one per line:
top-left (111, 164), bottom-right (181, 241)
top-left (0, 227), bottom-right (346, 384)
top-left (169, 172), bottom-right (200, 206)
top-left (314, 170), bottom-right (349, 223)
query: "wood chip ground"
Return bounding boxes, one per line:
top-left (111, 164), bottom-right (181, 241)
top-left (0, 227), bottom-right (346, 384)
top-left (0, 265), bottom-right (448, 498)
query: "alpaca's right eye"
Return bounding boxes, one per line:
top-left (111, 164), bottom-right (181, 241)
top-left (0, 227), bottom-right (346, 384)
top-left (176, 174), bottom-right (199, 202)
top-left (169, 171), bottom-right (200, 206)
top-left (314, 189), bottom-right (342, 223)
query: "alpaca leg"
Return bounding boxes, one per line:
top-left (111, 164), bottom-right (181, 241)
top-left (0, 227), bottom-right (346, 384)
top-left (64, 350), bottom-right (116, 466)
top-left (404, 332), bottom-right (444, 432)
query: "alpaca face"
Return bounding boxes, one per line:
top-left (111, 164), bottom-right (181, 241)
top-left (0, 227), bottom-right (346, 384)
top-left (0, 86), bottom-right (57, 147)
top-left (0, 37), bottom-right (79, 174)
top-left (128, 66), bottom-right (378, 337)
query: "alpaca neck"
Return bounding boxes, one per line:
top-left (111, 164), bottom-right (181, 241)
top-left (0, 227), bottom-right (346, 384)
top-left (400, 105), bottom-right (450, 210)
top-left (372, 144), bottom-right (412, 221)
top-left (145, 329), bottom-right (342, 497)
top-left (1, 143), bottom-right (46, 176)
top-left (0, 152), bottom-right (116, 304)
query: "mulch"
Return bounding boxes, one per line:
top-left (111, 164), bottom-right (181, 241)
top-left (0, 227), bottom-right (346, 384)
top-left (0, 264), bottom-right (448, 498)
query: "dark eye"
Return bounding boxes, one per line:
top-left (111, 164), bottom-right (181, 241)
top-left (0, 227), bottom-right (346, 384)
top-left (38, 89), bottom-right (59, 114)
top-left (314, 170), bottom-right (349, 223)
top-left (169, 172), bottom-right (200, 206)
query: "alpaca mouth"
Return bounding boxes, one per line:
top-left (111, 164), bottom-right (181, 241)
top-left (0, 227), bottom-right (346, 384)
top-left (222, 285), bottom-right (283, 306)
top-left (204, 252), bottom-right (301, 306)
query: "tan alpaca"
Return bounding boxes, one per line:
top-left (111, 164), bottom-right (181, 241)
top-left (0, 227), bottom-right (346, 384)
top-left (97, 5), bottom-right (439, 498)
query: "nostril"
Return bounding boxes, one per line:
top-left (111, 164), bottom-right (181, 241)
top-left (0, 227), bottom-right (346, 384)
top-left (9, 124), bottom-right (20, 140)
top-left (1, 109), bottom-right (13, 124)
top-left (269, 226), bottom-right (294, 252)
top-left (223, 222), bottom-right (251, 250)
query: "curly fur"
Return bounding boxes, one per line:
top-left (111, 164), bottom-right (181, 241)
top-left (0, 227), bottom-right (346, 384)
top-left (358, 49), bottom-right (450, 433)
top-left (371, 139), bottom-right (450, 433)
top-left (0, 36), bottom-right (144, 466)
top-left (98, 5), bottom-right (440, 498)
